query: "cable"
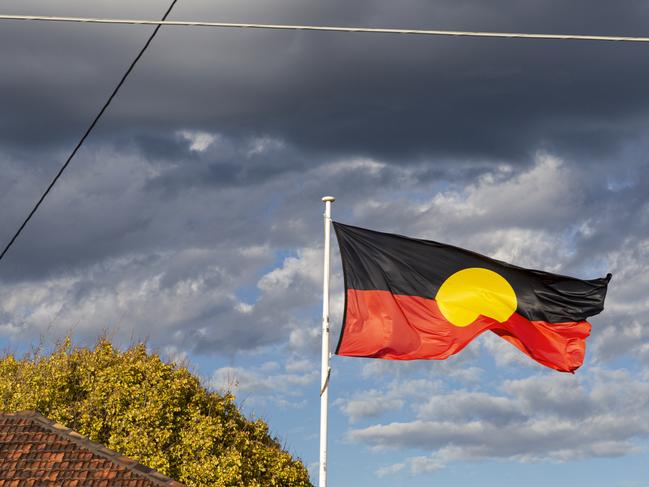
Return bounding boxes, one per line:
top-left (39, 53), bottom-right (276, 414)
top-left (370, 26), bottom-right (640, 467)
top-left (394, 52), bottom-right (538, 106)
top-left (1, 14), bottom-right (649, 43)
top-left (0, 2), bottom-right (180, 265)
top-left (1, 10), bottom-right (646, 264)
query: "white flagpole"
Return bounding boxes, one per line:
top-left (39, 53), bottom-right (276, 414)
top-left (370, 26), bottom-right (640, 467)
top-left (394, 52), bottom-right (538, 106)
top-left (319, 196), bottom-right (335, 487)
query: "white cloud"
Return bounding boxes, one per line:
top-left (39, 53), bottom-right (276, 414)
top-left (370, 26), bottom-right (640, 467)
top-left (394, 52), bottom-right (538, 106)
top-left (334, 390), bottom-right (405, 423)
top-left (358, 342), bottom-right (484, 383)
top-left (210, 361), bottom-right (319, 408)
top-left (323, 157), bottom-right (387, 177)
top-left (288, 326), bottom-right (320, 353)
top-left (247, 136), bottom-right (286, 156)
top-left (376, 462), bottom-right (406, 477)
top-left (178, 130), bottom-right (217, 152)
top-left (590, 238), bottom-right (649, 363)
top-left (258, 248), bottom-right (321, 295)
top-left (285, 358), bottom-right (314, 374)
top-left (348, 370), bottom-right (649, 476)
top-left (351, 154), bottom-right (584, 270)
top-left (404, 454), bottom-right (446, 474)
top-left (0, 244), bottom-right (298, 355)
top-left (480, 332), bottom-right (538, 369)
top-left (335, 379), bottom-right (440, 423)
top-left (415, 390), bottom-right (524, 424)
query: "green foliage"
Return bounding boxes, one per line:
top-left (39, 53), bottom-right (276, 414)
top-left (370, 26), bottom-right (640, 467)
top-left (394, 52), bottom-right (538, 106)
top-left (0, 337), bottom-right (313, 487)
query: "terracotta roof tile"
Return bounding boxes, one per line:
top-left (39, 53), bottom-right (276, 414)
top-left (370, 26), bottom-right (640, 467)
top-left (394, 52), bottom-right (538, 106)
top-left (0, 411), bottom-right (185, 486)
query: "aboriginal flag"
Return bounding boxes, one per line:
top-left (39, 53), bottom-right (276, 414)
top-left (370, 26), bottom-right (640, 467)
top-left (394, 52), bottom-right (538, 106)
top-left (333, 222), bottom-right (611, 373)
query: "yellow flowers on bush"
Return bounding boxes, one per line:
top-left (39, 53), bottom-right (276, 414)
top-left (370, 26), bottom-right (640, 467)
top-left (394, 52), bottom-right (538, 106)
top-left (0, 337), bottom-right (313, 487)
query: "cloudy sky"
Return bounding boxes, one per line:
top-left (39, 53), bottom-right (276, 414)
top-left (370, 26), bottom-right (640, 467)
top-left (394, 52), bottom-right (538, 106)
top-left (2, 1), bottom-right (649, 485)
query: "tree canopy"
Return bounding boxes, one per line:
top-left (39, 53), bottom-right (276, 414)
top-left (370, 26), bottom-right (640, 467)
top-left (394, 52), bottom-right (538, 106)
top-left (0, 338), bottom-right (313, 487)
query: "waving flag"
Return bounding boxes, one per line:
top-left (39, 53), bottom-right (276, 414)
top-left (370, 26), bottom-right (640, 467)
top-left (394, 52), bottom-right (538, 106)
top-left (333, 222), bottom-right (611, 372)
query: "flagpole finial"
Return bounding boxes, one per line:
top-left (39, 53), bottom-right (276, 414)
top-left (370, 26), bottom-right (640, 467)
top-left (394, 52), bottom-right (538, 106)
top-left (322, 196), bottom-right (336, 202)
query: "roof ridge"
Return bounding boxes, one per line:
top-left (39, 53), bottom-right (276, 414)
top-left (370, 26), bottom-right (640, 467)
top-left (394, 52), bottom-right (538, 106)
top-left (0, 411), bottom-right (185, 486)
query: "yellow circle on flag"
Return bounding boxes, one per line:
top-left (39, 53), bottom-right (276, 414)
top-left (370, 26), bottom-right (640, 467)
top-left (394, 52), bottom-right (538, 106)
top-left (436, 267), bottom-right (517, 327)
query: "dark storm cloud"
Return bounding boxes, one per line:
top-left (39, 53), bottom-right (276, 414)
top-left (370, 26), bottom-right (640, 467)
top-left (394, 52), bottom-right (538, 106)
top-left (1, 0), bottom-right (649, 162)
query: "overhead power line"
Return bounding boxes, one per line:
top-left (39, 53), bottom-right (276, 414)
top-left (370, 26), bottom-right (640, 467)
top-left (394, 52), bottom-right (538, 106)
top-left (1, 14), bottom-right (649, 43)
top-left (0, 2), bottom-right (180, 265)
top-left (0, 12), bottom-right (646, 265)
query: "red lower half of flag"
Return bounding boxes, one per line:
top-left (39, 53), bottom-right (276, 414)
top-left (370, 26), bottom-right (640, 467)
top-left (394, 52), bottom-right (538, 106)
top-left (337, 289), bottom-right (591, 373)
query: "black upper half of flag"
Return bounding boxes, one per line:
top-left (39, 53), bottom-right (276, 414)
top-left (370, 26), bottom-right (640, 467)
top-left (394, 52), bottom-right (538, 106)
top-left (333, 222), bottom-right (611, 323)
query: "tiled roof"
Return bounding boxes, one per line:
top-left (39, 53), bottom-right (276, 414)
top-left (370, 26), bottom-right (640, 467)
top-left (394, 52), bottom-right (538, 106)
top-left (0, 411), bottom-right (186, 487)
